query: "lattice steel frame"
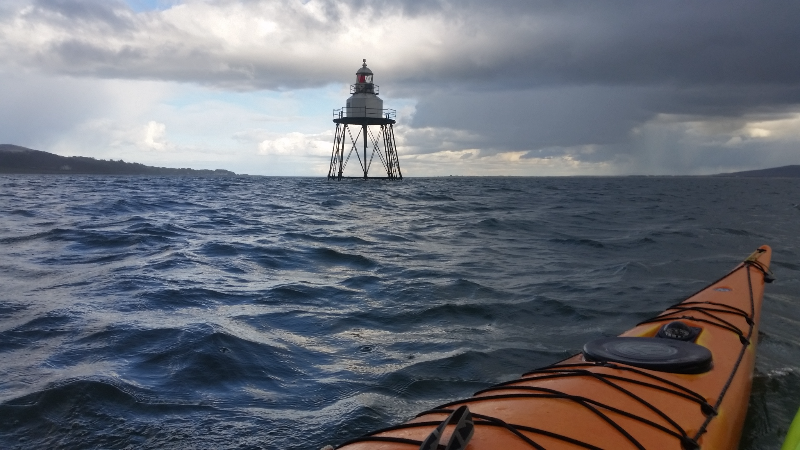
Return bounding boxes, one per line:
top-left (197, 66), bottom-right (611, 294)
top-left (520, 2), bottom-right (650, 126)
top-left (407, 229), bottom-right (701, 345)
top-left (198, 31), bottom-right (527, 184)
top-left (328, 121), bottom-right (402, 180)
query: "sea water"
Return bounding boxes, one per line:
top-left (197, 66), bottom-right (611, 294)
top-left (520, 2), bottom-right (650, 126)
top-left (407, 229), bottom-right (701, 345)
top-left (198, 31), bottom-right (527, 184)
top-left (1, 175), bottom-right (799, 449)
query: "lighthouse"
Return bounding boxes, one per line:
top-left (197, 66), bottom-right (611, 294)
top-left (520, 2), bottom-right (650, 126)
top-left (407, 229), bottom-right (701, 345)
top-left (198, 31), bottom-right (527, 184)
top-left (328, 60), bottom-right (402, 180)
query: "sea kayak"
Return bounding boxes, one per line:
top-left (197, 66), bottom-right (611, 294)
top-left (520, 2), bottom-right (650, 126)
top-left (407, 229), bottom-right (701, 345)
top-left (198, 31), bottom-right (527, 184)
top-left (333, 246), bottom-right (774, 450)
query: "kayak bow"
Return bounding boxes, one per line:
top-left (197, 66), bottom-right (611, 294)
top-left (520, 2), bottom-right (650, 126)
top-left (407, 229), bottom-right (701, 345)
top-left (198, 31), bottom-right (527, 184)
top-left (334, 246), bottom-right (773, 450)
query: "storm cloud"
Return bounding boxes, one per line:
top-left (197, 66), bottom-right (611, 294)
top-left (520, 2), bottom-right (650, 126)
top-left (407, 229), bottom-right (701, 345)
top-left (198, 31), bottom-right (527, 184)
top-left (1, 0), bottom-right (799, 175)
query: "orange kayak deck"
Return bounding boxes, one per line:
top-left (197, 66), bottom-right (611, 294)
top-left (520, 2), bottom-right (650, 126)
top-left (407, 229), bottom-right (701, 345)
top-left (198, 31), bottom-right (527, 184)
top-left (335, 246), bottom-right (773, 450)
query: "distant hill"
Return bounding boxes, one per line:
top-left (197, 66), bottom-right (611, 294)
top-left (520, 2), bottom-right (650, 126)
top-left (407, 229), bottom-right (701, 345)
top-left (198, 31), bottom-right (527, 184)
top-left (0, 144), bottom-right (236, 176)
top-left (716, 165), bottom-right (800, 177)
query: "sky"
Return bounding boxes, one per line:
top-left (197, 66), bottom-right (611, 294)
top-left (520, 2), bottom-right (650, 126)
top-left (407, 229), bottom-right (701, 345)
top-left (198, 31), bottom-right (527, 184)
top-left (1, 0), bottom-right (799, 176)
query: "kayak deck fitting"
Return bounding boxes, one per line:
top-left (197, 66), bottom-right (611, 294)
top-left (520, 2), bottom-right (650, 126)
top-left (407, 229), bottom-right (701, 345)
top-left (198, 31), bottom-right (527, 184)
top-left (332, 246), bottom-right (774, 450)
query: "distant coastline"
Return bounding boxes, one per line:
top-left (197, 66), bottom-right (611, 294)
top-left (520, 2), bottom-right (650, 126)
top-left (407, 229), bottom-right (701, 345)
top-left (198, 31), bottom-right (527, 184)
top-left (714, 165), bottom-right (800, 177)
top-left (2, 143), bottom-right (798, 177)
top-left (0, 144), bottom-right (237, 176)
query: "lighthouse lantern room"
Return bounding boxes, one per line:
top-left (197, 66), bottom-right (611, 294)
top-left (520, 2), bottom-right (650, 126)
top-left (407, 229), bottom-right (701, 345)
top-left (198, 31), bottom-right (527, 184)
top-left (328, 60), bottom-right (402, 180)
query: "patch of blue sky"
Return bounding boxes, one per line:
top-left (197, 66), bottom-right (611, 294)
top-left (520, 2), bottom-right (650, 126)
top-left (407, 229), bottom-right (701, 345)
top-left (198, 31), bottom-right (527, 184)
top-left (164, 84), bottom-right (343, 118)
top-left (155, 82), bottom-right (418, 139)
top-left (123, 0), bottom-right (179, 13)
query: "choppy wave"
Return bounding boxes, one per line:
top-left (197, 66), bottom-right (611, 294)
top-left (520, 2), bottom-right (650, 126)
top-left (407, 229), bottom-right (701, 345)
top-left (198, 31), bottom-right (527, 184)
top-left (1, 175), bottom-right (800, 449)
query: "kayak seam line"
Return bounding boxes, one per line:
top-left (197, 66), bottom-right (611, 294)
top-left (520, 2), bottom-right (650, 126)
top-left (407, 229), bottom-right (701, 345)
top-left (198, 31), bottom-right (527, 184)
top-left (691, 262), bottom-right (758, 443)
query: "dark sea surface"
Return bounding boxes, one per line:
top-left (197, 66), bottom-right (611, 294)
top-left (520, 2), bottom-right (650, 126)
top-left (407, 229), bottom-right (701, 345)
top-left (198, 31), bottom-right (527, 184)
top-left (1, 175), bottom-right (799, 450)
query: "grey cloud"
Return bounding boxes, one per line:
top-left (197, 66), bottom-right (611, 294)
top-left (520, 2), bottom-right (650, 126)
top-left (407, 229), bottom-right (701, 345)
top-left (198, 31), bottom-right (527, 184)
top-left (409, 86), bottom-right (652, 151)
top-left (0, 72), bottom-right (117, 148)
top-left (31, 0), bottom-right (136, 31)
top-left (48, 40), bottom-right (146, 67)
top-left (629, 132), bottom-right (800, 175)
top-left (3, 0), bottom-right (800, 174)
top-left (6, 0), bottom-right (800, 92)
top-left (404, 83), bottom-right (800, 152)
top-left (644, 85), bottom-right (800, 118)
top-left (371, 1), bottom-right (800, 89)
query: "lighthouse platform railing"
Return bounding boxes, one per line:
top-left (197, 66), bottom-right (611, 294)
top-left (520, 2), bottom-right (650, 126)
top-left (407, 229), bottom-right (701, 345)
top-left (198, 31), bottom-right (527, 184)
top-left (333, 108), bottom-right (396, 121)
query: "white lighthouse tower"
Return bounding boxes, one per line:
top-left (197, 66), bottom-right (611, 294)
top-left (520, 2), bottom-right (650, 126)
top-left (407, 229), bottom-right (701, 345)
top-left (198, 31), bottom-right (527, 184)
top-left (328, 60), bottom-right (402, 180)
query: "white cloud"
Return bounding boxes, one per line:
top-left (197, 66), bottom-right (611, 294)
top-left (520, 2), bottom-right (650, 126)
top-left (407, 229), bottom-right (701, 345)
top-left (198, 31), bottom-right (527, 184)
top-left (0, 70), bottom-right (172, 149)
top-left (400, 148), bottom-right (617, 177)
top-left (645, 113), bottom-right (800, 147)
top-left (623, 113), bottom-right (800, 175)
top-left (0, 1), bottom-right (470, 89)
top-left (257, 131), bottom-right (332, 156)
top-left (739, 114), bottom-right (800, 141)
top-left (395, 125), bottom-right (483, 156)
top-left (142, 120), bottom-right (168, 150)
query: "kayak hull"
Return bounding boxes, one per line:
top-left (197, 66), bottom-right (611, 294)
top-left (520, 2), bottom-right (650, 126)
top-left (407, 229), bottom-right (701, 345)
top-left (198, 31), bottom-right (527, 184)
top-left (336, 246), bottom-right (772, 450)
